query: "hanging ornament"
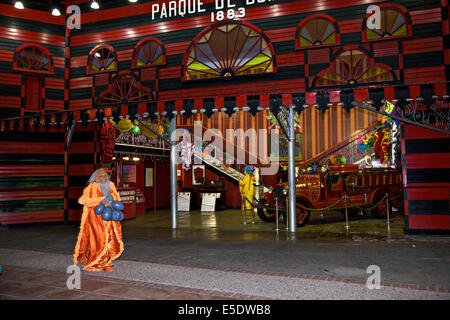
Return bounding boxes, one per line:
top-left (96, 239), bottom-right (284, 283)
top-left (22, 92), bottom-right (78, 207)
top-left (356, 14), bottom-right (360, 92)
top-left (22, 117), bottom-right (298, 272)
top-left (109, 118), bottom-right (133, 132)
top-left (132, 124), bottom-right (140, 135)
top-left (178, 130), bottom-right (196, 170)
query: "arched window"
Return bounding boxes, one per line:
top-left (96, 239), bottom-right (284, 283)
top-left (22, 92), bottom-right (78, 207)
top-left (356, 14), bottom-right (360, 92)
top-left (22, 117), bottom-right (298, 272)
top-left (132, 38), bottom-right (166, 69)
top-left (13, 43), bottom-right (54, 74)
top-left (182, 21), bottom-right (276, 81)
top-left (363, 4), bottom-right (411, 42)
top-left (87, 44), bottom-right (117, 75)
top-left (97, 72), bottom-right (154, 105)
top-left (296, 14), bottom-right (340, 49)
top-left (313, 47), bottom-right (395, 88)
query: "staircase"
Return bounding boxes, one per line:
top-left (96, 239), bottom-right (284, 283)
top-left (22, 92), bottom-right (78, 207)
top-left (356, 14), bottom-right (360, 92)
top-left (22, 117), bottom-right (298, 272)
top-left (193, 149), bottom-right (272, 193)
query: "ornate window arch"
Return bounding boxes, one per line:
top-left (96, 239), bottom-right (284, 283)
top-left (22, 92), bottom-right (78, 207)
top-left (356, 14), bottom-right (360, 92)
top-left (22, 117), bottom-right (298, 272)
top-left (295, 14), bottom-right (340, 49)
top-left (13, 43), bottom-right (54, 74)
top-left (313, 46), bottom-right (395, 89)
top-left (97, 71), bottom-right (154, 105)
top-left (182, 21), bottom-right (276, 81)
top-left (87, 44), bottom-right (117, 75)
top-left (363, 4), bottom-right (412, 42)
top-left (132, 38), bottom-right (166, 69)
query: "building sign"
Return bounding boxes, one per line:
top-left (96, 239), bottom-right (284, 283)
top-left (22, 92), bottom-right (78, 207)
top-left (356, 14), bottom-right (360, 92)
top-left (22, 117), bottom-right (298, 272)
top-left (118, 190), bottom-right (136, 204)
top-left (151, 0), bottom-right (276, 22)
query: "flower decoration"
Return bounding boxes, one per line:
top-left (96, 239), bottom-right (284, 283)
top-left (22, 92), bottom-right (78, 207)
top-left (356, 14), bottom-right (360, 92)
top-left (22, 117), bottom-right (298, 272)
top-left (357, 134), bottom-right (374, 151)
top-left (307, 163), bottom-right (319, 174)
top-left (330, 153), bottom-right (347, 165)
top-left (131, 120), bottom-right (140, 135)
top-left (244, 165), bottom-right (255, 175)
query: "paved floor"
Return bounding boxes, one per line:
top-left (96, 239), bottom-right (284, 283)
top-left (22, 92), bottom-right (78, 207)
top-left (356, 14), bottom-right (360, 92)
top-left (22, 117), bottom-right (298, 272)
top-left (0, 208), bottom-right (449, 300)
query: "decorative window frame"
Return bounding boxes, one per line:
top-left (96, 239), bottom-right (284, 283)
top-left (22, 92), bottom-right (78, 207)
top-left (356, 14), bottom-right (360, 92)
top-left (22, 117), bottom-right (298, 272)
top-left (362, 3), bottom-right (412, 43)
top-left (181, 20), bottom-right (277, 82)
top-left (87, 44), bottom-right (118, 75)
top-left (13, 43), bottom-right (54, 74)
top-left (96, 71), bottom-right (154, 105)
top-left (312, 45), bottom-right (397, 89)
top-left (132, 37), bottom-right (166, 69)
top-left (295, 14), bottom-right (341, 50)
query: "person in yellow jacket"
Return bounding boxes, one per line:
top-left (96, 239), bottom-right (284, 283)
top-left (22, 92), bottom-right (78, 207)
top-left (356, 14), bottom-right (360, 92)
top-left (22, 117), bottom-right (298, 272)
top-left (239, 165), bottom-right (256, 223)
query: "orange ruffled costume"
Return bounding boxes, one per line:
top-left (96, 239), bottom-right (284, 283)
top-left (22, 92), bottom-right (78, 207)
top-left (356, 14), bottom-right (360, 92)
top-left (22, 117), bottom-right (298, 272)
top-left (73, 182), bottom-right (124, 272)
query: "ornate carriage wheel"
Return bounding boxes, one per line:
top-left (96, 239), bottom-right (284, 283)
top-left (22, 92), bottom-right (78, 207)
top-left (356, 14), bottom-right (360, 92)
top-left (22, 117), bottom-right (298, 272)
top-left (257, 206), bottom-right (278, 222)
top-left (296, 200), bottom-right (311, 227)
top-left (372, 192), bottom-right (392, 219)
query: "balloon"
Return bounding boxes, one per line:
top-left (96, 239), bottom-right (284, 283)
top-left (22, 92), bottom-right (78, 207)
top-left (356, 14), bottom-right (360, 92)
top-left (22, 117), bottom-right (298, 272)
top-left (111, 201), bottom-right (124, 211)
top-left (111, 209), bottom-right (120, 221)
top-left (118, 211), bottom-right (124, 221)
top-left (95, 204), bottom-right (105, 215)
top-left (102, 206), bottom-right (112, 221)
top-left (132, 125), bottom-right (140, 135)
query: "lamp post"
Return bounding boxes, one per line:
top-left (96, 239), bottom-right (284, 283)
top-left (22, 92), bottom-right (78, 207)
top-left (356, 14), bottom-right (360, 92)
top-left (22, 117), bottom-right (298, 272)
top-left (170, 116), bottom-right (178, 229)
top-left (287, 106), bottom-right (296, 233)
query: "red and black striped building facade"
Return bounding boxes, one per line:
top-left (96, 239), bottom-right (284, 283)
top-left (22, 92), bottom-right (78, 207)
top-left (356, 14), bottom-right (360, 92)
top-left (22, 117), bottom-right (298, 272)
top-left (0, 0), bottom-right (449, 232)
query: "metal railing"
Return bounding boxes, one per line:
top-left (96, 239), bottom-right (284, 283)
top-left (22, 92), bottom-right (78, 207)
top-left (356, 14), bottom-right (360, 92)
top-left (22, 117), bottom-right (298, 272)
top-left (265, 192), bottom-right (402, 232)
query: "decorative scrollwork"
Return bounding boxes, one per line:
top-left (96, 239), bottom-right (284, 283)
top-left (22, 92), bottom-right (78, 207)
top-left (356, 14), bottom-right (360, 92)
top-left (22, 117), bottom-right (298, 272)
top-left (395, 99), bottom-right (450, 134)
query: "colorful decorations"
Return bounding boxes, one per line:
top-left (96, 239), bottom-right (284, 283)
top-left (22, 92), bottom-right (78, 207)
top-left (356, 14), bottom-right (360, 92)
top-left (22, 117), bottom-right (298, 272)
top-left (178, 130), bottom-right (196, 171)
top-left (94, 201), bottom-right (124, 221)
top-left (244, 165), bottom-right (255, 175)
top-left (139, 121), bottom-right (157, 139)
top-left (239, 165), bottom-right (256, 215)
top-left (307, 163), bottom-right (319, 174)
top-left (131, 120), bottom-right (140, 135)
top-left (109, 118), bottom-right (133, 133)
top-left (374, 128), bottom-right (390, 163)
top-left (330, 153), bottom-right (347, 165)
top-left (100, 121), bottom-right (117, 164)
top-left (357, 134), bottom-right (375, 151)
top-left (220, 153), bottom-right (232, 170)
top-left (183, 22), bottom-right (275, 81)
top-left (382, 100), bottom-right (400, 126)
top-left (197, 141), bottom-right (211, 158)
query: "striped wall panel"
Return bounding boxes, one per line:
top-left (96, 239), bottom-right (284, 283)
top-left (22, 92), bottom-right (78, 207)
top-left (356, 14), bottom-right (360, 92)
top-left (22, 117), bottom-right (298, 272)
top-left (177, 104), bottom-right (381, 163)
top-left (0, 3), bottom-right (65, 117)
top-left (0, 130), bottom-right (65, 224)
top-left (67, 122), bottom-right (99, 222)
top-left (402, 124), bottom-right (450, 232)
top-left (62, 0), bottom-right (449, 109)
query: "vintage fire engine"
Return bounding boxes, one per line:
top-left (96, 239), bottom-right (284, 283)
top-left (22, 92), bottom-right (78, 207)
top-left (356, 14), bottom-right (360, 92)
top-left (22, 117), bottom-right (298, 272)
top-left (257, 164), bottom-right (404, 227)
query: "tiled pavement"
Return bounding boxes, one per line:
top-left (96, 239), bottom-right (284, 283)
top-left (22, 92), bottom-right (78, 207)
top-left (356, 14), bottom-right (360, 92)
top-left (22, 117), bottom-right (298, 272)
top-left (0, 265), bottom-right (259, 300)
top-left (1, 210), bottom-right (449, 300)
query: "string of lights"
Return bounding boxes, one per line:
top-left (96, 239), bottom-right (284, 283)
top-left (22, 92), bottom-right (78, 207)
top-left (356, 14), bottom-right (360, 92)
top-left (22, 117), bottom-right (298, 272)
top-left (12, 0), bottom-right (139, 12)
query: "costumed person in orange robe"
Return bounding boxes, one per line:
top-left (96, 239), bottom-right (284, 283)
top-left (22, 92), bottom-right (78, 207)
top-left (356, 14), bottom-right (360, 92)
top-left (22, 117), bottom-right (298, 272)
top-left (73, 168), bottom-right (124, 272)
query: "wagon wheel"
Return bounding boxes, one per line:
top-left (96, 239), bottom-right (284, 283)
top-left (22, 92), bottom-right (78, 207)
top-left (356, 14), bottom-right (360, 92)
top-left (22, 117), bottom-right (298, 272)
top-left (257, 206), bottom-right (279, 222)
top-left (372, 193), bottom-right (392, 219)
top-left (390, 191), bottom-right (404, 212)
top-left (257, 199), bottom-right (285, 222)
top-left (296, 200), bottom-right (311, 227)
